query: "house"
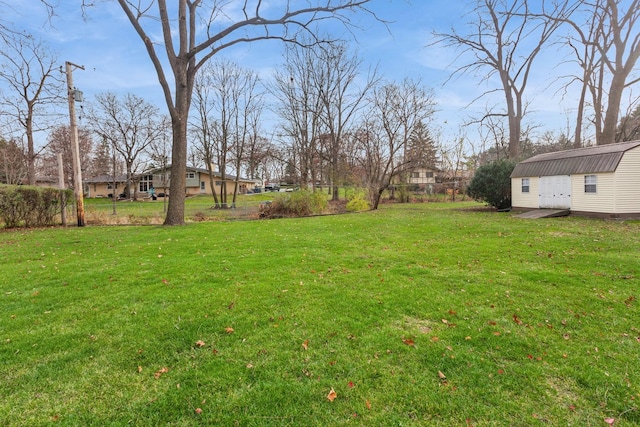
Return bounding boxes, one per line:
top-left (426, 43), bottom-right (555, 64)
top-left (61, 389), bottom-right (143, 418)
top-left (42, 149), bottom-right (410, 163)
top-left (84, 174), bottom-right (128, 198)
top-left (510, 140), bottom-right (640, 219)
top-left (407, 167), bottom-right (438, 193)
top-left (137, 166), bottom-right (258, 198)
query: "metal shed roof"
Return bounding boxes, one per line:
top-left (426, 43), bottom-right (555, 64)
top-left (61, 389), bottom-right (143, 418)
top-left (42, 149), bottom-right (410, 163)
top-left (511, 140), bottom-right (640, 178)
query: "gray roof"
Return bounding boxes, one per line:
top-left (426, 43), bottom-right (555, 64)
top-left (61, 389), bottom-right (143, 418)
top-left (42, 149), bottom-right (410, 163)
top-left (84, 174), bottom-right (128, 183)
top-left (511, 140), bottom-right (640, 178)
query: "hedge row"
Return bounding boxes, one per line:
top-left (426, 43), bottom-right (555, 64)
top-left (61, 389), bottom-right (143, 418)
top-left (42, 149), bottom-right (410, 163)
top-left (0, 185), bottom-right (72, 228)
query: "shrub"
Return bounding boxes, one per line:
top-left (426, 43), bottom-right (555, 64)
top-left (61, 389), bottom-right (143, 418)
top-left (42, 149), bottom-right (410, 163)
top-left (466, 159), bottom-right (515, 210)
top-left (0, 185), bottom-right (71, 228)
top-left (261, 190), bottom-right (328, 218)
top-left (345, 189), bottom-right (370, 212)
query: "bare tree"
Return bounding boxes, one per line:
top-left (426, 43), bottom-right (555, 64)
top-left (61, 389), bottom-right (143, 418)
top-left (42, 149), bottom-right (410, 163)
top-left (554, 0), bottom-right (640, 145)
top-left (105, 0), bottom-right (376, 225)
top-left (88, 92), bottom-right (163, 199)
top-left (243, 134), bottom-right (271, 181)
top-left (313, 42), bottom-right (378, 200)
top-left (229, 85), bottom-right (263, 206)
top-left (192, 60), bottom-right (263, 207)
top-left (272, 45), bottom-right (324, 190)
top-left (190, 69), bottom-right (221, 208)
top-left (0, 31), bottom-right (63, 184)
top-left (146, 116), bottom-right (172, 211)
top-left (434, 0), bottom-right (572, 160)
top-left (0, 137), bottom-right (27, 184)
top-left (616, 102), bottom-right (640, 141)
top-left (354, 79), bottom-right (436, 209)
top-left (40, 125), bottom-right (93, 188)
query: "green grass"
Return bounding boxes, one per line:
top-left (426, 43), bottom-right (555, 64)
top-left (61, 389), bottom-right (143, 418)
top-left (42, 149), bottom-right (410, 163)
top-left (1, 202), bottom-right (639, 426)
top-left (82, 193), bottom-right (275, 224)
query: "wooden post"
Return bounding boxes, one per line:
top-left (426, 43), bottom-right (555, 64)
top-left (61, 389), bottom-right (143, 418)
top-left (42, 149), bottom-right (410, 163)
top-left (57, 152), bottom-right (67, 226)
top-left (65, 61), bottom-right (85, 227)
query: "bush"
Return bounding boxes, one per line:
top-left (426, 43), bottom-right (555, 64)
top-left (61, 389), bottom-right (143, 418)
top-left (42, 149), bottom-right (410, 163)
top-left (0, 185), bottom-right (71, 228)
top-left (261, 190), bottom-right (328, 218)
top-left (345, 188), bottom-right (370, 212)
top-left (466, 159), bottom-right (515, 210)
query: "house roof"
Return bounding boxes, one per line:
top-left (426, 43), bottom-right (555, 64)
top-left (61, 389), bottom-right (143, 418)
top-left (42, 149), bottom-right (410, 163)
top-left (145, 165), bottom-right (257, 184)
top-left (84, 174), bottom-right (128, 183)
top-left (511, 140), bottom-right (640, 178)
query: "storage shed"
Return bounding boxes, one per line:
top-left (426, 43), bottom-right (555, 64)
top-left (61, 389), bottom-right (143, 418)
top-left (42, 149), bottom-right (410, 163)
top-left (510, 140), bottom-right (640, 219)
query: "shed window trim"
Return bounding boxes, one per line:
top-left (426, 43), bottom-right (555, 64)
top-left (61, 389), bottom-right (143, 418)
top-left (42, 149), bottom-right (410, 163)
top-left (584, 175), bottom-right (597, 193)
top-left (521, 178), bottom-right (530, 193)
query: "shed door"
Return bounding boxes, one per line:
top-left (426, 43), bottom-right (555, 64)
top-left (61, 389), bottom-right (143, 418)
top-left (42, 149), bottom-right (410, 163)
top-left (539, 175), bottom-right (571, 209)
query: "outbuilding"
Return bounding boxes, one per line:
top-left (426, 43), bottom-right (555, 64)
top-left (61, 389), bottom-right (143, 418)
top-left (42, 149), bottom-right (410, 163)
top-left (510, 140), bottom-right (640, 219)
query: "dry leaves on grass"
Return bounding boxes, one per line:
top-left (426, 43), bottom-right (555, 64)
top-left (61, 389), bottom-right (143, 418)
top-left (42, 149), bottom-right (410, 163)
top-left (327, 388), bottom-right (337, 402)
top-left (154, 367), bottom-right (169, 379)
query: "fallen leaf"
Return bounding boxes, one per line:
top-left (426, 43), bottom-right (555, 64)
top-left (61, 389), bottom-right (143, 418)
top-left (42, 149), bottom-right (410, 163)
top-left (441, 319), bottom-right (448, 324)
top-left (195, 340), bottom-right (206, 348)
top-left (348, 381), bottom-right (355, 388)
top-left (195, 408), bottom-right (203, 414)
top-left (513, 314), bottom-right (523, 325)
top-left (225, 327), bottom-right (234, 334)
top-left (154, 367), bottom-right (169, 379)
top-left (137, 366), bottom-right (143, 373)
top-left (438, 371), bottom-right (447, 380)
top-left (246, 363), bottom-right (254, 369)
top-left (327, 388), bottom-right (337, 402)
top-left (402, 338), bottom-right (415, 346)
top-left (604, 418), bottom-right (615, 425)
top-left (365, 400), bottom-right (371, 410)
top-left (302, 340), bottom-right (309, 350)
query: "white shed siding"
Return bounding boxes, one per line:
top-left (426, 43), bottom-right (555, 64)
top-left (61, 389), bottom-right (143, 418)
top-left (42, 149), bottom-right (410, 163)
top-left (611, 147), bottom-right (640, 213)
top-left (571, 173), bottom-right (616, 213)
top-left (512, 177), bottom-right (539, 208)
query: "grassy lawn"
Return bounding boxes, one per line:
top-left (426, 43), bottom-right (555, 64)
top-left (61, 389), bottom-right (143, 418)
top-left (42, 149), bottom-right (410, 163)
top-left (1, 202), bottom-right (639, 426)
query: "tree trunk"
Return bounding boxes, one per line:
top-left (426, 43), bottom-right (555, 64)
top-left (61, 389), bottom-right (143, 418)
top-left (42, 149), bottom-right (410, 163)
top-left (26, 114), bottom-right (36, 185)
top-left (164, 115), bottom-right (188, 225)
top-left (574, 78), bottom-right (587, 148)
top-left (599, 75), bottom-right (626, 145)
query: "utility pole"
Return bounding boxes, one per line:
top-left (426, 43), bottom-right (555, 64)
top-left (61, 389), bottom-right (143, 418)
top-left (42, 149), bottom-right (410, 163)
top-left (65, 61), bottom-right (85, 227)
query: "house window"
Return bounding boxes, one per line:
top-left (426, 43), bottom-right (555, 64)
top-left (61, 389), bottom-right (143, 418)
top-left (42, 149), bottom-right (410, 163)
top-left (186, 172), bottom-right (195, 179)
top-left (521, 178), bottom-right (530, 193)
top-left (584, 175), bottom-right (597, 193)
top-left (200, 181), bottom-right (205, 190)
top-left (107, 183), bottom-right (113, 190)
top-left (139, 174), bottom-right (153, 192)
top-left (411, 172), bottom-right (420, 178)
top-left (425, 172), bottom-right (434, 178)
top-left (215, 181), bottom-right (222, 186)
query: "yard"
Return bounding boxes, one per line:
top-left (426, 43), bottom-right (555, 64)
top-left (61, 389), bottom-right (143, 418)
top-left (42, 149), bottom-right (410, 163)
top-left (1, 202), bottom-right (639, 426)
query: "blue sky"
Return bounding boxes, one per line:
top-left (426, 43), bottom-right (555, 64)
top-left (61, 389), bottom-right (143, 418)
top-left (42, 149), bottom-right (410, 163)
top-left (7, 1), bottom-right (595, 150)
